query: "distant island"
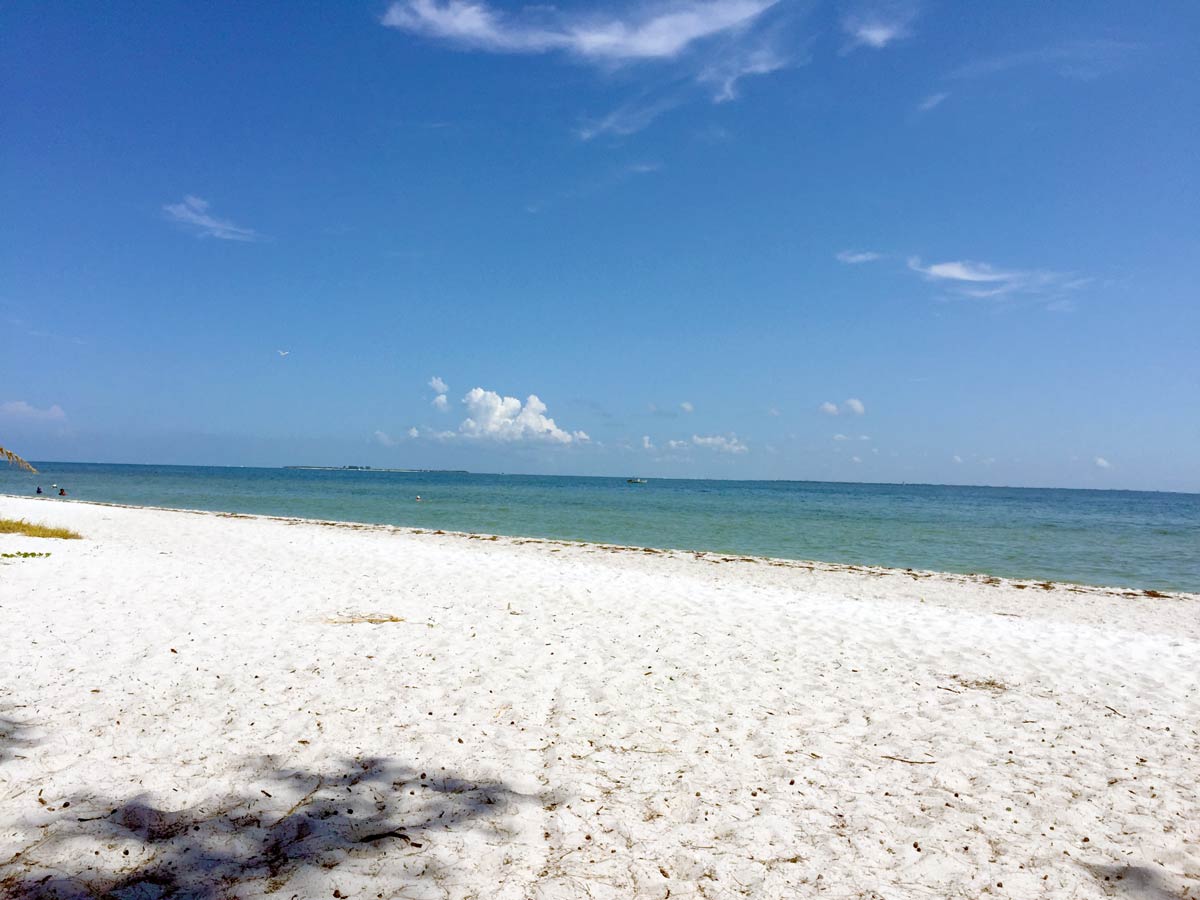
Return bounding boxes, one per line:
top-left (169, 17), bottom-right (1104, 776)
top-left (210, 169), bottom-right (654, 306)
top-left (283, 465), bottom-right (469, 474)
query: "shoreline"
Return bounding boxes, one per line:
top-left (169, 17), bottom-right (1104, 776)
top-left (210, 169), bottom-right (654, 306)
top-left (3, 491), bottom-right (1195, 599)
top-left (2, 495), bottom-right (1198, 897)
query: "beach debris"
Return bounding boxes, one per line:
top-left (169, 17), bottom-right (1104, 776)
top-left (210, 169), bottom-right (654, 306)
top-left (881, 756), bottom-right (937, 765)
top-left (326, 614), bottom-right (407, 625)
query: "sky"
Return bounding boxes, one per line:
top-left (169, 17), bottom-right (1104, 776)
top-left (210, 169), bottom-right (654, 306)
top-left (2, 1), bottom-right (1198, 491)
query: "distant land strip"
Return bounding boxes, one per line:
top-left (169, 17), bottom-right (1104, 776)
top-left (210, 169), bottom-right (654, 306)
top-left (283, 466), bottom-right (470, 474)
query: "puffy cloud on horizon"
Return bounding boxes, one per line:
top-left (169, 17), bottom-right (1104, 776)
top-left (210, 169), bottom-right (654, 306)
top-left (374, 430), bottom-right (398, 447)
top-left (163, 196), bottom-right (260, 242)
top-left (382, 0), bottom-right (777, 62)
top-left (459, 387), bottom-right (588, 444)
top-left (822, 399), bottom-right (865, 416)
top-left (432, 394), bottom-right (449, 411)
top-left (429, 375), bottom-right (449, 394)
top-left (691, 433), bottom-right (748, 454)
top-left (1, 400), bottom-right (67, 423)
top-left (1094, 456), bottom-right (1112, 469)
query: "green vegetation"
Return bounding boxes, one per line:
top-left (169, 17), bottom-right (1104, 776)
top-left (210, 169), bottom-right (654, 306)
top-left (2, 551), bottom-right (52, 559)
top-left (0, 519), bottom-right (82, 540)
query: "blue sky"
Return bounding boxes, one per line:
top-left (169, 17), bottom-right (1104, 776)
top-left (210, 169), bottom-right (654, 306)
top-left (3, 1), bottom-right (1198, 490)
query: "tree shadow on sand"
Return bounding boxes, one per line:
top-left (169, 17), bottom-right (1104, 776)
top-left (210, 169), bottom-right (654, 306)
top-left (2, 755), bottom-right (551, 899)
top-left (0, 715), bottom-right (39, 765)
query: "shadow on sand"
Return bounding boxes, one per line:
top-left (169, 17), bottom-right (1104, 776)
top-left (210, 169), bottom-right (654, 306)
top-left (2, 755), bottom-right (548, 899)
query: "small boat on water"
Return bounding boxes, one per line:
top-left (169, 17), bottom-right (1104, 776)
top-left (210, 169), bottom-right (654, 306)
top-left (626, 478), bottom-right (648, 484)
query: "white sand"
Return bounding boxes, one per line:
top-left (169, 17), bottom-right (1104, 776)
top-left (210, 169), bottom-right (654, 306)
top-left (2, 495), bottom-right (1198, 899)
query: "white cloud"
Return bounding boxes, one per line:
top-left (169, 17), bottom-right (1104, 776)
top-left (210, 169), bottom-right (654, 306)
top-left (374, 430), bottom-right (398, 447)
top-left (1094, 456), bottom-right (1112, 469)
top-left (952, 454), bottom-right (963, 464)
top-left (699, 41), bottom-right (789, 103)
top-left (642, 435), bottom-right (655, 450)
top-left (841, 3), bottom-right (918, 51)
top-left (163, 196), bottom-right (260, 242)
top-left (691, 433), bottom-right (748, 454)
top-left (819, 401), bottom-right (839, 416)
top-left (951, 40), bottom-right (1140, 81)
top-left (836, 249), bottom-right (881, 264)
top-left (667, 439), bottom-right (690, 450)
top-left (383, 0), bottom-right (777, 61)
top-left (907, 255), bottom-right (1079, 301)
top-left (833, 433), bottom-right (849, 441)
top-left (767, 406), bottom-right (780, 417)
top-left (851, 455), bottom-right (862, 463)
top-left (858, 434), bottom-right (870, 441)
top-left (459, 387), bottom-right (588, 444)
top-left (432, 394), bottom-right (449, 411)
top-left (917, 91), bottom-right (948, 111)
top-left (844, 398), bottom-right (866, 415)
top-left (680, 401), bottom-right (694, 413)
top-left (576, 96), bottom-right (680, 141)
top-left (1, 400), bottom-right (66, 422)
top-left (429, 375), bottom-right (449, 394)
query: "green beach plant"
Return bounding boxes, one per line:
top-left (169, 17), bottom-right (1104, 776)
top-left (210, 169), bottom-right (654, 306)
top-left (1, 444), bottom-right (36, 473)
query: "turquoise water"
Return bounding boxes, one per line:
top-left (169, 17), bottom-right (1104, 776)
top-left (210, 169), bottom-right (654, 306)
top-left (3, 462), bottom-right (1198, 592)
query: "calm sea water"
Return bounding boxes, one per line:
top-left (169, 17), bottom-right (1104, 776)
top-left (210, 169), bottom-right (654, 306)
top-left (3, 462), bottom-right (1197, 592)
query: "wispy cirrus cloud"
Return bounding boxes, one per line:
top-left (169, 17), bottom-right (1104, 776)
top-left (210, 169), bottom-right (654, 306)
top-left (841, 1), bottom-right (918, 52)
top-left (906, 256), bottom-right (1086, 301)
top-left (382, 0), bottom-right (777, 61)
top-left (163, 196), bottom-right (261, 242)
top-left (385, 1), bottom-right (804, 141)
top-left (916, 91), bottom-right (948, 111)
top-left (951, 39), bottom-right (1140, 82)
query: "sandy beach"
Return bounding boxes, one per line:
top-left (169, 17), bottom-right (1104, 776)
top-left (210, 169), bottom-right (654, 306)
top-left (1, 495), bottom-right (1198, 899)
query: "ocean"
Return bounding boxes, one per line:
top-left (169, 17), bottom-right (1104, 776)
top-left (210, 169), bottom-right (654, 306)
top-left (3, 462), bottom-right (1197, 592)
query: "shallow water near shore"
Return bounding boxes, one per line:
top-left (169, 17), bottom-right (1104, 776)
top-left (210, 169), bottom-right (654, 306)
top-left (3, 461), bottom-right (1197, 592)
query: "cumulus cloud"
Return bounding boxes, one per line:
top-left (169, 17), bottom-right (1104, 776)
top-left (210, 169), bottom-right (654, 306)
top-left (1094, 456), bottom-right (1112, 469)
top-left (680, 401), bottom-right (694, 413)
top-left (429, 375), bottom-right (449, 394)
top-left (691, 433), bottom-right (748, 454)
top-left (163, 196), bottom-right (260, 242)
top-left (836, 250), bottom-right (881, 264)
top-left (907, 256), bottom-right (1081, 301)
top-left (1, 400), bottom-right (66, 422)
top-left (667, 439), bottom-right (690, 450)
top-left (833, 433), bottom-right (849, 441)
top-left (459, 387), bottom-right (588, 444)
top-left (432, 394), bottom-right (449, 411)
top-left (374, 430), bottom-right (398, 447)
top-left (382, 0), bottom-right (777, 62)
top-left (844, 398), bottom-right (866, 415)
top-left (642, 435), bottom-right (655, 450)
top-left (819, 401), bottom-right (839, 416)
top-left (841, 2), bottom-right (918, 52)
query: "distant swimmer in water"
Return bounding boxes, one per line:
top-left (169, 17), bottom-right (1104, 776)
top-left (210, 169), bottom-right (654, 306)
top-left (58, 488), bottom-right (67, 496)
top-left (415, 495), bottom-right (423, 502)
top-left (36, 486), bottom-right (43, 495)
